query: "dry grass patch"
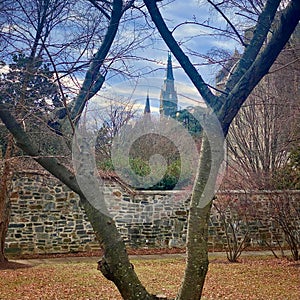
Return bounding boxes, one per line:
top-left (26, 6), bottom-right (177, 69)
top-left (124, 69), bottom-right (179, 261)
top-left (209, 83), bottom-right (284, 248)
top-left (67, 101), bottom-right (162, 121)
top-left (0, 256), bottom-right (298, 300)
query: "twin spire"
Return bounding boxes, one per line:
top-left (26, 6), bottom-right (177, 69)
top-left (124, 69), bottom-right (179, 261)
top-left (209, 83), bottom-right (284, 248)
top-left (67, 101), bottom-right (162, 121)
top-left (144, 53), bottom-right (178, 117)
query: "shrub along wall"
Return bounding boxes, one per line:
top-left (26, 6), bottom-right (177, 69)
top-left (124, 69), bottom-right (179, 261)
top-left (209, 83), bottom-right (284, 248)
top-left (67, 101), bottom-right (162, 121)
top-left (5, 170), bottom-right (300, 255)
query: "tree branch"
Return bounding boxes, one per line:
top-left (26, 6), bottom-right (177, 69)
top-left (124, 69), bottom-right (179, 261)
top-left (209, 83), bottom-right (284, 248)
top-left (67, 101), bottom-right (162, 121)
top-left (123, 0), bottom-right (135, 12)
top-left (0, 103), bottom-right (81, 195)
top-left (219, 0), bottom-right (300, 134)
top-left (207, 0), bottom-right (246, 47)
top-left (222, 0), bottom-right (281, 97)
top-left (88, 0), bottom-right (112, 20)
top-left (143, 0), bottom-right (221, 112)
top-left (69, 0), bottom-right (123, 123)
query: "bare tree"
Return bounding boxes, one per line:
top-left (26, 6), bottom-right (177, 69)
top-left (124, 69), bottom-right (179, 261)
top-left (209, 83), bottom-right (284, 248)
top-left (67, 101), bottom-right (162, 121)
top-left (92, 97), bottom-right (137, 160)
top-left (268, 192), bottom-right (300, 261)
top-left (225, 36), bottom-right (300, 189)
top-left (0, 1), bottom-right (299, 300)
top-left (143, 1), bottom-right (300, 299)
top-left (213, 194), bottom-right (252, 262)
top-left (1, 1), bottom-right (158, 299)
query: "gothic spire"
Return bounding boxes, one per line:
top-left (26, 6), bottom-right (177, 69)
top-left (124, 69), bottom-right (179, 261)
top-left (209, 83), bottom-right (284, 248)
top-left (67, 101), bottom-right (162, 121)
top-left (144, 92), bottom-right (151, 114)
top-left (166, 52), bottom-right (174, 80)
top-left (160, 54), bottom-right (178, 117)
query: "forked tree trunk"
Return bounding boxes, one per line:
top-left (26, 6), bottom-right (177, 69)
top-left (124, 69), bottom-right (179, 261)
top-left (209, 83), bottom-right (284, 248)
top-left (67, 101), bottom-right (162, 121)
top-left (0, 105), bottom-right (161, 299)
top-left (72, 132), bottom-right (164, 300)
top-left (80, 198), bottom-right (162, 300)
top-left (1, 107), bottom-right (167, 299)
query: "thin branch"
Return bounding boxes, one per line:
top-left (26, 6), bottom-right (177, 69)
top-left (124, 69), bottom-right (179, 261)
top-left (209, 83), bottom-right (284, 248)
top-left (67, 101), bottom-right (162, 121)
top-left (87, 0), bottom-right (111, 20)
top-left (268, 57), bottom-right (300, 74)
top-left (123, 0), bottom-right (135, 12)
top-left (236, 12), bottom-right (258, 23)
top-left (207, 0), bottom-right (246, 47)
top-left (223, 0), bottom-right (282, 96)
top-left (41, 38), bottom-right (75, 134)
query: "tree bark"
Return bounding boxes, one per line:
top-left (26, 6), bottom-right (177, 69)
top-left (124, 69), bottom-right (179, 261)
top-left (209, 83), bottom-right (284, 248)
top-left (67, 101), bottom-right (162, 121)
top-left (176, 202), bottom-right (212, 300)
top-left (0, 136), bottom-right (13, 263)
top-left (176, 136), bottom-right (220, 300)
top-left (0, 197), bottom-right (10, 263)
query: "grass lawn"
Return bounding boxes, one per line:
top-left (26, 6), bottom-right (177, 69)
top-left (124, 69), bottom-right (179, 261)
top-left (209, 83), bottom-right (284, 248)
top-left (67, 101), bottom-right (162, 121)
top-left (0, 256), bottom-right (299, 300)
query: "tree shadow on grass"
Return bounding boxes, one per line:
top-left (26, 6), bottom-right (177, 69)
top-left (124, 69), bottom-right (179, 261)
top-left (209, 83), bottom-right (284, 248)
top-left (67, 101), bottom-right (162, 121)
top-left (0, 261), bottom-right (32, 270)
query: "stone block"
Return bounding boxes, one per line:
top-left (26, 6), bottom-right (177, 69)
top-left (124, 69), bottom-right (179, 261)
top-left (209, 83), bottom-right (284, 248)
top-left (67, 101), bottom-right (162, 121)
top-left (9, 223), bottom-right (25, 228)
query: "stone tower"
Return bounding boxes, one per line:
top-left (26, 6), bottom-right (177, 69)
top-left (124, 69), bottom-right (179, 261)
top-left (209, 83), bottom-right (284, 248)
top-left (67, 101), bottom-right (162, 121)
top-left (159, 53), bottom-right (178, 117)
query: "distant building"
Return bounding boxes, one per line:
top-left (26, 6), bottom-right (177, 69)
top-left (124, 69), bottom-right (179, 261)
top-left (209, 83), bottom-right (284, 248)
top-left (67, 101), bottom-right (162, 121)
top-left (142, 54), bottom-right (202, 135)
top-left (144, 92), bottom-right (151, 115)
top-left (159, 53), bottom-right (178, 117)
top-left (215, 49), bottom-right (240, 91)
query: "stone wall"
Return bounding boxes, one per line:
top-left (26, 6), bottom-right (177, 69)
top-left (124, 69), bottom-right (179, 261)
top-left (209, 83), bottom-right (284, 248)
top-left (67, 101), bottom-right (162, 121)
top-left (6, 171), bottom-right (99, 255)
top-left (5, 171), bottom-right (300, 255)
top-left (208, 191), bottom-right (300, 251)
top-left (105, 183), bottom-right (190, 248)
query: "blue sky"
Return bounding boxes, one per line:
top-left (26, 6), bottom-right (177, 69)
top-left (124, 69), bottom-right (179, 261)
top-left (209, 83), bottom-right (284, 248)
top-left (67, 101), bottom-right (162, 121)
top-left (0, 0), bottom-right (245, 117)
top-left (100, 1), bottom-right (243, 116)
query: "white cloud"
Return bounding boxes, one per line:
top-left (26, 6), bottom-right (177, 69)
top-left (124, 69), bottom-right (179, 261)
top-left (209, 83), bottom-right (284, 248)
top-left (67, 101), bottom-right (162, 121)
top-left (0, 64), bottom-right (10, 75)
top-left (210, 39), bottom-right (240, 51)
top-left (47, 1), bottom-right (242, 110)
top-left (91, 76), bottom-right (205, 119)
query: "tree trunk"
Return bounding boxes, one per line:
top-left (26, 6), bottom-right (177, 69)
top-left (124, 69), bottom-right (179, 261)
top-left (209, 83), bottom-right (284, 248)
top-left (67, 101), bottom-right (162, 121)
top-left (0, 198), bottom-right (10, 263)
top-left (80, 197), bottom-right (162, 300)
top-left (0, 106), bottom-right (166, 299)
top-left (73, 132), bottom-right (164, 300)
top-left (0, 137), bottom-right (13, 263)
top-left (177, 136), bottom-right (221, 300)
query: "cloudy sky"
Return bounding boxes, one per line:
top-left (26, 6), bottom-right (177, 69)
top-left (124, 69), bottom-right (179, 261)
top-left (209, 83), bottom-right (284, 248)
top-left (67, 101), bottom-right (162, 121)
top-left (1, 0), bottom-right (246, 117)
top-left (96, 0), bottom-right (244, 116)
